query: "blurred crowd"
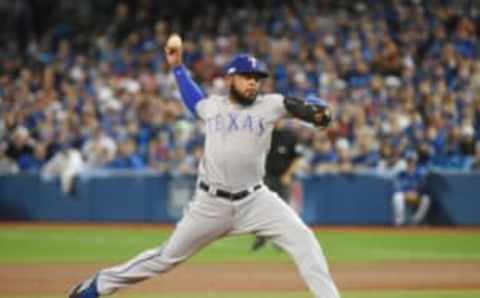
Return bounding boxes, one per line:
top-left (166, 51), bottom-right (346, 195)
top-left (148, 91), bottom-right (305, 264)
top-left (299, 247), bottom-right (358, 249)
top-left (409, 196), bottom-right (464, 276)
top-left (1, 0), bottom-right (480, 181)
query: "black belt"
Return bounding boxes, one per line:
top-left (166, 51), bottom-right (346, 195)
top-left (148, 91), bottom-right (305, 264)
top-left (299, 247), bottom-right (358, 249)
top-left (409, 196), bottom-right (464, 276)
top-left (199, 181), bottom-right (262, 201)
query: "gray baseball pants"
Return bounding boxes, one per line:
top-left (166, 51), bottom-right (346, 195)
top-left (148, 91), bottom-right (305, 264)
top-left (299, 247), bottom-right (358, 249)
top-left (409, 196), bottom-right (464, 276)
top-left (94, 186), bottom-right (340, 298)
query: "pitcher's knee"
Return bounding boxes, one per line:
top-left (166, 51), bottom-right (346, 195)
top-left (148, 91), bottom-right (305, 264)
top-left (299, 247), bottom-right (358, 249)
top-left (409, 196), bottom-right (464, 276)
top-left (299, 227), bottom-right (317, 245)
top-left (155, 248), bottom-right (187, 268)
top-left (278, 222), bottom-right (319, 252)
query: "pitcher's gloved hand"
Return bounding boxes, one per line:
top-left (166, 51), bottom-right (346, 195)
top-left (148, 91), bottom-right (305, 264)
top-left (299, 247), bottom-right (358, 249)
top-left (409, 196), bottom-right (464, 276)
top-left (305, 96), bottom-right (332, 128)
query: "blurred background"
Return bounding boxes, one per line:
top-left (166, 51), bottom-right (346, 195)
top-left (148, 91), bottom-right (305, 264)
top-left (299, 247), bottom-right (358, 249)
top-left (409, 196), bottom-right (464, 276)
top-left (0, 0), bottom-right (480, 225)
top-left (1, 1), bottom-right (480, 298)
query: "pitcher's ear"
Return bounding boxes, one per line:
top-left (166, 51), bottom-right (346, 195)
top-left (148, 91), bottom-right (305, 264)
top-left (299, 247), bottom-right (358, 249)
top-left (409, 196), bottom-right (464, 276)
top-left (225, 75), bottom-right (233, 86)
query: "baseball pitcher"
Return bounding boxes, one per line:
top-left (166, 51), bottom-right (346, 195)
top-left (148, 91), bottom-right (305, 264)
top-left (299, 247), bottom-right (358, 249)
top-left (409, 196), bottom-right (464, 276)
top-left (69, 34), bottom-right (340, 298)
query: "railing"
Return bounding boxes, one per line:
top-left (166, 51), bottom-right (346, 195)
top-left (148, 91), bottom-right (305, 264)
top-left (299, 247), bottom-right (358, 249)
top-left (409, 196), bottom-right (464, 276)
top-left (0, 171), bottom-right (479, 225)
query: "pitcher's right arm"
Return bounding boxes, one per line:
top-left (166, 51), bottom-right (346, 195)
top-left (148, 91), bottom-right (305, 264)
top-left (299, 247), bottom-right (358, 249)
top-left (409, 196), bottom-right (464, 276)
top-left (173, 65), bottom-right (205, 117)
top-left (165, 34), bottom-right (205, 117)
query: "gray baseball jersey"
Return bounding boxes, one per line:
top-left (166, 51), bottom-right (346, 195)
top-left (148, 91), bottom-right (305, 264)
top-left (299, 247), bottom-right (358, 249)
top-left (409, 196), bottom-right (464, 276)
top-left (196, 93), bottom-right (286, 191)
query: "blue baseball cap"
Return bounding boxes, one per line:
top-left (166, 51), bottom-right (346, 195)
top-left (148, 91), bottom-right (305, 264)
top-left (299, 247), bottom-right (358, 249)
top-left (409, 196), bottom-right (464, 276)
top-left (225, 54), bottom-right (269, 78)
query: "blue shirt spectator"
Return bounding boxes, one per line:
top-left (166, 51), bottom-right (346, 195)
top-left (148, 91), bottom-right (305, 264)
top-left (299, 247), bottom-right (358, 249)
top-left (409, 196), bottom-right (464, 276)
top-left (107, 139), bottom-right (145, 170)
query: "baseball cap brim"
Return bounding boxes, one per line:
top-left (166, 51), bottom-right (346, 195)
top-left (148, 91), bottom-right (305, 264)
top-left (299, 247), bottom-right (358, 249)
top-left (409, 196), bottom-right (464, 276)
top-left (230, 70), bottom-right (269, 79)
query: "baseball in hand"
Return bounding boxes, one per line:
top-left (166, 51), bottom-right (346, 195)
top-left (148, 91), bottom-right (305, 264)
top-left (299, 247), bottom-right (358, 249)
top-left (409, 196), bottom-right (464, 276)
top-left (166, 34), bottom-right (182, 50)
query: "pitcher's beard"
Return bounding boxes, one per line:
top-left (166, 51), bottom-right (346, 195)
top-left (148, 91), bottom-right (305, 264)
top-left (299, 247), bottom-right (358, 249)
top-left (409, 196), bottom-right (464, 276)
top-left (230, 85), bottom-right (257, 106)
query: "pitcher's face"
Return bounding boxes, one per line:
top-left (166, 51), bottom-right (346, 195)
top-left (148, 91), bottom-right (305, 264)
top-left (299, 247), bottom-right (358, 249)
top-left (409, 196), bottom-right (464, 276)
top-left (227, 73), bottom-right (261, 105)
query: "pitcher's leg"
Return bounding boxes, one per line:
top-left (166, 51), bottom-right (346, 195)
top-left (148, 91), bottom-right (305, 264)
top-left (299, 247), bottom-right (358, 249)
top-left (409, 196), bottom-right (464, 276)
top-left (231, 189), bottom-right (340, 298)
top-left (88, 194), bottom-right (232, 296)
top-left (272, 220), bottom-right (339, 298)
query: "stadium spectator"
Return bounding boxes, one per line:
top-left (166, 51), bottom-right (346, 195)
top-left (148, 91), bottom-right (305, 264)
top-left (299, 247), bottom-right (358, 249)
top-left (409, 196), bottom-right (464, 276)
top-left (19, 142), bottom-right (48, 172)
top-left (147, 132), bottom-right (172, 173)
top-left (351, 130), bottom-right (380, 170)
top-left (469, 141), bottom-right (480, 170)
top-left (5, 127), bottom-right (34, 169)
top-left (107, 138), bottom-right (145, 170)
top-left (376, 141), bottom-right (407, 178)
top-left (333, 138), bottom-right (354, 174)
top-left (0, 0), bottom-right (478, 179)
top-left (309, 131), bottom-right (336, 174)
top-left (176, 141), bottom-right (204, 175)
top-left (392, 152), bottom-right (431, 226)
top-left (81, 127), bottom-right (117, 169)
top-left (42, 146), bottom-right (85, 194)
top-left (0, 143), bottom-right (19, 174)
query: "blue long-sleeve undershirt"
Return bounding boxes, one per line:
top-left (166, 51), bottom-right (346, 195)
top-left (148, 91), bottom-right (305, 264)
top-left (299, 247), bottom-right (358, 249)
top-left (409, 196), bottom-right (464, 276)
top-left (173, 65), bottom-right (205, 117)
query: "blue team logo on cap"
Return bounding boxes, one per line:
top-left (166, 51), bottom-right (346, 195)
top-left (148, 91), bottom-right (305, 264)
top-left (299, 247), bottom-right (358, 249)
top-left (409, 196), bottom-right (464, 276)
top-left (226, 54), bottom-right (269, 78)
top-left (249, 56), bottom-right (257, 68)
